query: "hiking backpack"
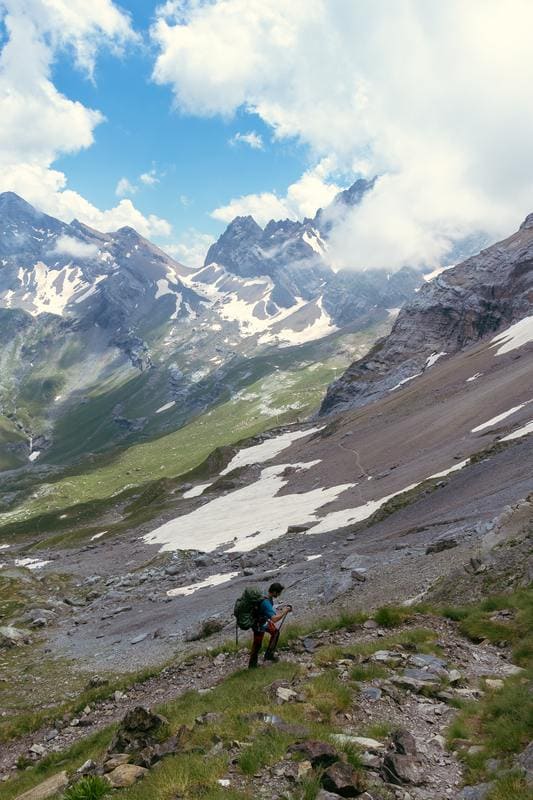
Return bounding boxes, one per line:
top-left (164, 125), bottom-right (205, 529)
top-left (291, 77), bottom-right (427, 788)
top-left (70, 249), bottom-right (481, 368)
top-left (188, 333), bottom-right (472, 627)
top-left (233, 587), bottom-right (264, 641)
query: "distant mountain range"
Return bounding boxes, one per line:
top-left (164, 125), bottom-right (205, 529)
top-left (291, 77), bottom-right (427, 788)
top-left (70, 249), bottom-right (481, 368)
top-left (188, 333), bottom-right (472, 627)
top-left (1, 179), bottom-right (494, 475)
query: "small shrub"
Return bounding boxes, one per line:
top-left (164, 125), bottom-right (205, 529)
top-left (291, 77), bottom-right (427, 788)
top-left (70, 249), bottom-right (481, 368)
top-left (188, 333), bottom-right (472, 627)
top-left (64, 776), bottom-right (110, 800)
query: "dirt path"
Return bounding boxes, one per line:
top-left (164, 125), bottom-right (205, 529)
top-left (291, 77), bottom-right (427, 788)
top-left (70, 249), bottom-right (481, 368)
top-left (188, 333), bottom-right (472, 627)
top-left (0, 614), bottom-right (515, 789)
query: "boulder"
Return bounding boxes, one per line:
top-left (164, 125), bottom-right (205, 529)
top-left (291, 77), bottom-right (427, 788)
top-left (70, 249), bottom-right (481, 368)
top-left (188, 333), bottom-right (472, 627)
top-left (0, 625), bottom-right (29, 648)
top-left (426, 538), bottom-right (458, 554)
top-left (381, 753), bottom-right (424, 786)
top-left (290, 740), bottom-right (338, 768)
top-left (14, 771), bottom-right (68, 800)
top-left (104, 753), bottom-right (132, 772)
top-left (108, 706), bottom-right (168, 753)
top-left (392, 729), bottom-right (417, 756)
top-left (105, 764), bottom-right (148, 788)
top-left (321, 762), bottom-right (368, 796)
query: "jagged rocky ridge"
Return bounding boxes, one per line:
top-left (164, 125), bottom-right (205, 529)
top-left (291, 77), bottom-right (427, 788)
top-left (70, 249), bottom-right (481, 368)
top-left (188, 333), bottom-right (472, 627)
top-left (0, 185), bottom-right (421, 469)
top-left (321, 212), bottom-right (533, 414)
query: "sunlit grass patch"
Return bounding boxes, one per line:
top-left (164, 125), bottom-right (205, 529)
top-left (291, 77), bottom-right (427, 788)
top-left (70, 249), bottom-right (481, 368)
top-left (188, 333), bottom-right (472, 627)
top-left (304, 669), bottom-right (354, 718)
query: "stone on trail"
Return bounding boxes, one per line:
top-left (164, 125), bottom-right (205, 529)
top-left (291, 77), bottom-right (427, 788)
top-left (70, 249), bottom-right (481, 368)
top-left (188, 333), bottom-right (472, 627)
top-left (14, 771), bottom-right (68, 800)
top-left (331, 734), bottom-right (386, 753)
top-left (381, 752), bottom-right (424, 785)
top-left (276, 686), bottom-right (298, 703)
top-left (105, 763), bottom-right (148, 788)
top-left (426, 537), bottom-right (458, 554)
top-left (391, 728), bottom-right (417, 756)
top-left (104, 753), bottom-right (132, 772)
top-left (321, 761), bottom-right (368, 796)
top-left (290, 740), bottom-right (338, 768)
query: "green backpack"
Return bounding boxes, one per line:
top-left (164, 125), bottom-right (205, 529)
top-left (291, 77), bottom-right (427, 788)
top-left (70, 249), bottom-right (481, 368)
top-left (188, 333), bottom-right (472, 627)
top-left (233, 587), bottom-right (264, 633)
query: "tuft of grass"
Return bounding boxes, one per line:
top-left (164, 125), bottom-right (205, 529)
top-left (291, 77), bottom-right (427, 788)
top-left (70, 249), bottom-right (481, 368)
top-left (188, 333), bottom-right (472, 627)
top-left (304, 670), bottom-right (354, 718)
top-left (64, 776), bottom-right (110, 800)
top-left (238, 729), bottom-right (292, 775)
top-left (487, 771), bottom-right (533, 800)
top-left (374, 605), bottom-right (412, 628)
top-left (350, 663), bottom-right (389, 682)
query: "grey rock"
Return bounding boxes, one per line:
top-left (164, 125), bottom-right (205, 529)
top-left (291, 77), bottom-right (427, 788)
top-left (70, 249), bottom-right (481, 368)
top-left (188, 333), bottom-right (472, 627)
top-left (426, 538), bottom-right (459, 555)
top-left (517, 741), bottom-right (533, 785)
top-left (322, 761), bottom-right (368, 796)
top-left (381, 753), bottom-right (424, 786)
top-left (456, 784), bottom-right (493, 800)
top-left (290, 740), bottom-right (338, 768)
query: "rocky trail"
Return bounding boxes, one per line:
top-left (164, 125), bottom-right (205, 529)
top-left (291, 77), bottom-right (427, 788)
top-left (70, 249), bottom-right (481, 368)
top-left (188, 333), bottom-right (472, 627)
top-left (2, 613), bottom-right (526, 799)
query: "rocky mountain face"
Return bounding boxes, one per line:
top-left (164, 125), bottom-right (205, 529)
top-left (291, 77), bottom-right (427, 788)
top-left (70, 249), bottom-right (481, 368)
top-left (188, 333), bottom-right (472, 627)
top-left (0, 187), bottom-right (423, 470)
top-left (203, 177), bottom-right (420, 327)
top-left (321, 213), bottom-right (533, 414)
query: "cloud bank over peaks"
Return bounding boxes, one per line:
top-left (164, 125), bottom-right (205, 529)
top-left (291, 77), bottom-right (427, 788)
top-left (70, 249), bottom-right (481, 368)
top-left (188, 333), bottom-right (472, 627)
top-left (211, 158), bottom-right (341, 227)
top-left (152, 0), bottom-right (533, 270)
top-left (0, 0), bottom-right (171, 240)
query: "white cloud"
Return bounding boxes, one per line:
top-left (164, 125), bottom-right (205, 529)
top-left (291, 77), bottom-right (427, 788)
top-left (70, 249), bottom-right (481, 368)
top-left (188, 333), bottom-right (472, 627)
top-left (115, 177), bottom-right (137, 197)
top-left (229, 131), bottom-right (264, 150)
top-left (211, 158), bottom-right (340, 226)
top-left (52, 234), bottom-right (99, 259)
top-left (139, 169), bottom-right (160, 186)
top-left (0, 1), bottom-right (171, 242)
top-left (166, 229), bottom-right (215, 267)
top-left (152, 0), bottom-right (533, 269)
top-left (0, 162), bottom-right (172, 239)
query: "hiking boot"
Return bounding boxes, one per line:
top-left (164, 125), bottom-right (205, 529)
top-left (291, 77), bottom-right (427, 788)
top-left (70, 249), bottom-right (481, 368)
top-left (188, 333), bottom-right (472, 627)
top-left (264, 651), bottom-right (279, 662)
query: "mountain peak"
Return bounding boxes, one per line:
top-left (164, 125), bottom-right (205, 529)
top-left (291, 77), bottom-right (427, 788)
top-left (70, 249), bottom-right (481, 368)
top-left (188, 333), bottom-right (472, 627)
top-left (332, 176), bottom-right (377, 208)
top-left (519, 212), bottom-right (533, 230)
top-left (0, 191), bottom-right (39, 216)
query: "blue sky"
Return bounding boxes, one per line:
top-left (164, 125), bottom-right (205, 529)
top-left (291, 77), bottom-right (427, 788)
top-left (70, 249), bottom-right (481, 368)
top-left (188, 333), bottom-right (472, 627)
top-left (51, 2), bottom-right (313, 251)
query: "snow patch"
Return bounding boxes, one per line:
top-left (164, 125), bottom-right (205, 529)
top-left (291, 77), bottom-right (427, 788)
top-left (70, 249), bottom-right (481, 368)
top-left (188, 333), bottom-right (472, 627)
top-left (0, 544), bottom-right (10, 550)
top-left (491, 315), bottom-right (533, 355)
top-left (302, 228), bottom-right (327, 255)
top-left (466, 373), bottom-right (483, 382)
top-left (144, 460), bottom-right (353, 553)
top-left (501, 420), bottom-right (533, 441)
top-left (390, 373), bottom-right (422, 391)
top-left (90, 531), bottom-right (108, 541)
top-left (423, 264), bottom-right (454, 281)
top-left (156, 401), bottom-right (176, 414)
top-left (183, 483), bottom-right (212, 499)
top-left (167, 571), bottom-right (239, 597)
top-left (306, 554), bottom-right (322, 561)
top-left (428, 460), bottom-right (469, 479)
top-left (220, 428), bottom-right (321, 475)
top-left (472, 401), bottom-right (532, 433)
top-left (29, 451), bottom-right (40, 462)
top-left (15, 557), bottom-right (51, 570)
top-left (425, 352), bottom-right (446, 369)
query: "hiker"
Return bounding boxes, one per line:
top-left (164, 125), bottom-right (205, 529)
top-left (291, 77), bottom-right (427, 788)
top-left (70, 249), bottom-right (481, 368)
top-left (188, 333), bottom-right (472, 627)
top-left (248, 582), bottom-right (292, 669)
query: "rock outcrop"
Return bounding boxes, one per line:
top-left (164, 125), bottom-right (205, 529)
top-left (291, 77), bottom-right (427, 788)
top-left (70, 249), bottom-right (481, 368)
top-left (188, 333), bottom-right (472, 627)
top-left (321, 214), bottom-right (533, 414)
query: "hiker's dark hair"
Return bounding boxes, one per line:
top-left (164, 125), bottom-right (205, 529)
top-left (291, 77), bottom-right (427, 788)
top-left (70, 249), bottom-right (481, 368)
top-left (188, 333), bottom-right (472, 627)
top-left (269, 582), bottom-right (284, 595)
